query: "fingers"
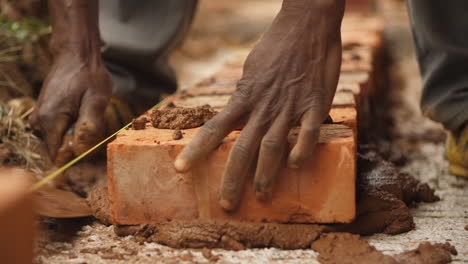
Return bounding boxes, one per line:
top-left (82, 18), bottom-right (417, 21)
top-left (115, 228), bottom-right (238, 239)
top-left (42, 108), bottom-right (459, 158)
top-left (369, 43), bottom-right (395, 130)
top-left (287, 109), bottom-right (323, 169)
top-left (54, 133), bottom-right (75, 167)
top-left (219, 115), bottom-right (266, 211)
top-left (253, 111), bottom-right (290, 201)
top-left (29, 111), bottom-right (40, 131)
top-left (174, 103), bottom-right (246, 173)
top-left (72, 92), bottom-right (109, 156)
top-left (30, 110), bottom-right (71, 161)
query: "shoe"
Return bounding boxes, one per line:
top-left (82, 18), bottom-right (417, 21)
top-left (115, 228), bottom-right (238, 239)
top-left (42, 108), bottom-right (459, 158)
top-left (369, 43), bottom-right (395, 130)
top-left (446, 126), bottom-right (468, 178)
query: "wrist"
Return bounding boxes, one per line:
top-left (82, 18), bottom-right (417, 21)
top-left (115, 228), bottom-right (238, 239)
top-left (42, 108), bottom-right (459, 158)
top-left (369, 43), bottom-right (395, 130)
top-left (55, 40), bottom-right (101, 62)
top-left (280, 0), bottom-right (345, 15)
top-left (274, 0), bottom-right (344, 38)
top-left (54, 46), bottom-right (102, 68)
top-left (49, 0), bottom-right (101, 60)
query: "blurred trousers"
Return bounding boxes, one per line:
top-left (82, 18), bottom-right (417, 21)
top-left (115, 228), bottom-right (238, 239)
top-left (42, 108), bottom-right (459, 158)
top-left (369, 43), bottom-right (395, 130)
top-left (407, 1), bottom-right (468, 134)
top-left (98, 0), bottom-right (198, 111)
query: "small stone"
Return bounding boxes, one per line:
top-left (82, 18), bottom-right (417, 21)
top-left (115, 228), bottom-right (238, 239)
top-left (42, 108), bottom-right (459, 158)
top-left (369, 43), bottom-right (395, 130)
top-left (172, 130), bottom-right (183, 140)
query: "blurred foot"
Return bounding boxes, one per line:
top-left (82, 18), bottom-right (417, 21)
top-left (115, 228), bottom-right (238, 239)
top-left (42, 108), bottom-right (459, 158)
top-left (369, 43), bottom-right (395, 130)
top-left (446, 125), bottom-right (468, 178)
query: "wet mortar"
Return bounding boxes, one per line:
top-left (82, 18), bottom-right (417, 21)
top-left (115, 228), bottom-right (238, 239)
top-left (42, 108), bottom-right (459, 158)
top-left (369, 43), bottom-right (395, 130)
top-left (150, 105), bottom-right (217, 130)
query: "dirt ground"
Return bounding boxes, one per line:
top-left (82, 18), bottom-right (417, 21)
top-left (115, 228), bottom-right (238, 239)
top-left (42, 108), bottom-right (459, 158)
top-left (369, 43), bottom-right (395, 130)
top-left (364, 2), bottom-right (467, 261)
top-left (22, 0), bottom-right (468, 263)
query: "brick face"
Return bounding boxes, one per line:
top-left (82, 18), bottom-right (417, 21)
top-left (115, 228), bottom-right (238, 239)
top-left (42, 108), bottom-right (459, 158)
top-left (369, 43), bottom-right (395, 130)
top-left (108, 124), bottom-right (356, 225)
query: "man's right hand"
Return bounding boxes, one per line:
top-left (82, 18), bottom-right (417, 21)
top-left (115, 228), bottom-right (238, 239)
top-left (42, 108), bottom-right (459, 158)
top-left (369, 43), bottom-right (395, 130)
top-left (30, 52), bottom-right (112, 164)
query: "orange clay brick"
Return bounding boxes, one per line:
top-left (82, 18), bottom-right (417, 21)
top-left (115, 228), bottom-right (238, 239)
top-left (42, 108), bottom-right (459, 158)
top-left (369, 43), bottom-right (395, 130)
top-left (107, 124), bottom-right (356, 225)
top-left (0, 168), bottom-right (34, 264)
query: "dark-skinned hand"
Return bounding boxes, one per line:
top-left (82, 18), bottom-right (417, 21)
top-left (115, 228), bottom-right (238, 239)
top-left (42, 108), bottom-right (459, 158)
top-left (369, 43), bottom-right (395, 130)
top-left (30, 53), bottom-right (112, 166)
top-left (30, 0), bottom-right (111, 167)
top-left (175, 0), bottom-right (345, 211)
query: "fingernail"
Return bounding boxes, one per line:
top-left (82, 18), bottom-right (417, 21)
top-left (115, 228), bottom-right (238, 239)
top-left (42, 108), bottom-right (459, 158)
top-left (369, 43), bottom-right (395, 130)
top-left (289, 164), bottom-right (299, 169)
top-left (255, 191), bottom-right (271, 202)
top-left (174, 158), bottom-right (189, 172)
top-left (219, 199), bottom-right (233, 211)
top-left (287, 153), bottom-right (301, 168)
top-left (287, 160), bottom-right (300, 169)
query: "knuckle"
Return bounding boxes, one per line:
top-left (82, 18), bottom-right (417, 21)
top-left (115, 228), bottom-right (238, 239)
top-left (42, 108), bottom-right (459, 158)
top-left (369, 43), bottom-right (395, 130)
top-left (255, 176), bottom-right (271, 190)
top-left (295, 150), bottom-right (308, 160)
top-left (233, 83), bottom-right (252, 100)
top-left (222, 179), bottom-right (238, 194)
top-left (94, 94), bottom-right (109, 105)
top-left (261, 137), bottom-right (283, 153)
top-left (301, 125), bottom-right (320, 137)
top-left (200, 119), bottom-right (219, 136)
top-left (29, 112), bottom-right (39, 126)
top-left (36, 108), bottom-right (53, 124)
top-left (232, 142), bottom-right (250, 160)
top-left (87, 96), bottom-right (109, 112)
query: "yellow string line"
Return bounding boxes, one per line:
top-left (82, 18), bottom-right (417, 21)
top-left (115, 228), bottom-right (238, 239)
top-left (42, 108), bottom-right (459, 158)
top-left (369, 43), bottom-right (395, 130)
top-left (30, 99), bottom-right (167, 192)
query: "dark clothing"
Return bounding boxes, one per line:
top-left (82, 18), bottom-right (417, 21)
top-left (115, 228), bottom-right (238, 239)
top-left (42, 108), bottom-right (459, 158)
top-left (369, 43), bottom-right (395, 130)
top-left (98, 0), bottom-right (197, 110)
top-left (407, 1), bottom-right (468, 134)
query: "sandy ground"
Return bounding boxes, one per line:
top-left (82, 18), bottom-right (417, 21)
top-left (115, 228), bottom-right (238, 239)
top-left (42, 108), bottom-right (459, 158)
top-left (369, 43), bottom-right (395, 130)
top-left (169, 0), bottom-right (282, 91)
top-left (366, 3), bottom-right (467, 262)
top-left (34, 1), bottom-right (467, 263)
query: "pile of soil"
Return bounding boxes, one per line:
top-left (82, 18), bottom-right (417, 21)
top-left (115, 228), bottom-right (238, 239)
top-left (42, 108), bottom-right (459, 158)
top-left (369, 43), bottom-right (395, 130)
top-left (149, 105), bottom-right (217, 129)
top-left (313, 233), bottom-right (456, 264)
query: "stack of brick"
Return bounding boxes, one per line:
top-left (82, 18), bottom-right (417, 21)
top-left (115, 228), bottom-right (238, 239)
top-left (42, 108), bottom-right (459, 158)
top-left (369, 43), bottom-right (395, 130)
top-left (107, 14), bottom-right (385, 225)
